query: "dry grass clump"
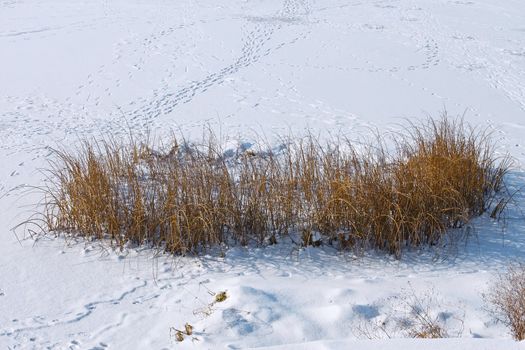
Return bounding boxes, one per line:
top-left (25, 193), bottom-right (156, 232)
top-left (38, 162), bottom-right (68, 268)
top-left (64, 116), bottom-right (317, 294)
top-left (34, 116), bottom-right (510, 256)
top-left (485, 264), bottom-right (525, 340)
top-left (388, 118), bottom-right (510, 251)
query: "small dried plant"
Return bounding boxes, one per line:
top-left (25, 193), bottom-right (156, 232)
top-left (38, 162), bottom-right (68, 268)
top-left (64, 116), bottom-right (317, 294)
top-left (484, 263), bottom-right (525, 341)
top-left (355, 286), bottom-right (464, 339)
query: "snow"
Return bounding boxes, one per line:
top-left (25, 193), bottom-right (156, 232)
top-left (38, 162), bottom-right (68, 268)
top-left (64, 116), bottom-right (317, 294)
top-left (256, 339), bottom-right (524, 350)
top-left (1, 0), bottom-right (525, 348)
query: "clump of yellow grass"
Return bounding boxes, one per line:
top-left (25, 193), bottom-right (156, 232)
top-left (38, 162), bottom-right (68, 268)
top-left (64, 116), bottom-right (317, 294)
top-left (34, 116), bottom-right (510, 256)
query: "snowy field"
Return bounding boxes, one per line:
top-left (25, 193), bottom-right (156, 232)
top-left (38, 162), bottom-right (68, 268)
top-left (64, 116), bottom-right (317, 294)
top-left (1, 0), bottom-right (525, 348)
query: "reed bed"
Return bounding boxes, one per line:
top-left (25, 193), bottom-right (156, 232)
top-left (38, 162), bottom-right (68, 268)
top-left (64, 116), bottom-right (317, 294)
top-left (36, 116), bottom-right (511, 256)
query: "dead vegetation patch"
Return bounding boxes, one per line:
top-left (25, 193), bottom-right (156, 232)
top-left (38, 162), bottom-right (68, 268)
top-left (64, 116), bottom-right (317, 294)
top-left (27, 116), bottom-right (511, 257)
top-left (485, 263), bottom-right (525, 340)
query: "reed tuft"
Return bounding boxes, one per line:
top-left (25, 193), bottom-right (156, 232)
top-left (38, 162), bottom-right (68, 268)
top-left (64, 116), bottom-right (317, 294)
top-left (34, 116), bottom-right (511, 256)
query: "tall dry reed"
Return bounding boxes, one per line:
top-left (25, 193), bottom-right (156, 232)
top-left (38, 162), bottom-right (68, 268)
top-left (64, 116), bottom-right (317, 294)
top-left (34, 116), bottom-right (511, 256)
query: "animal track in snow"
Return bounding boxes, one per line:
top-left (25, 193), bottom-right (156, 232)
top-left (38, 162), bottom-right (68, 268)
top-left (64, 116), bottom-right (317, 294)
top-left (127, 0), bottom-right (312, 126)
top-left (0, 281), bottom-right (147, 337)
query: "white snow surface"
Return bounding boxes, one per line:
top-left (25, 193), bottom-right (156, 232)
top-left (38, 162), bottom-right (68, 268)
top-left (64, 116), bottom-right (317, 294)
top-left (1, 0), bottom-right (525, 348)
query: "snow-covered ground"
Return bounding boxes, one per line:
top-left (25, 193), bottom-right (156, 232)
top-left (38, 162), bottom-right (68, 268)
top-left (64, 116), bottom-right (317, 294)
top-left (1, 0), bottom-right (525, 348)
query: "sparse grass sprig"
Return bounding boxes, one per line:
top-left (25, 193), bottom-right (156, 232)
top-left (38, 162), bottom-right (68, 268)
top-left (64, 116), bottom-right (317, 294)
top-left (485, 263), bottom-right (525, 340)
